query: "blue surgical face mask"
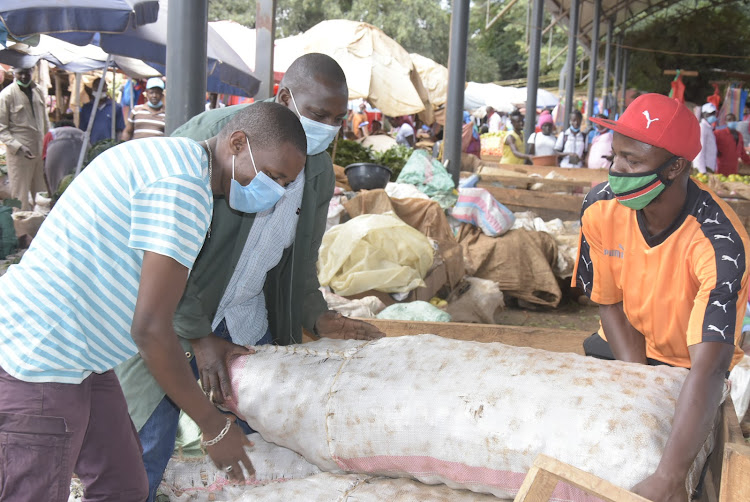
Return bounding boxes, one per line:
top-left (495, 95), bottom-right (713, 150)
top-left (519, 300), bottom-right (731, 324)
top-left (707, 115), bottom-right (717, 125)
top-left (728, 121), bottom-right (739, 131)
top-left (228, 136), bottom-right (285, 213)
top-left (288, 89), bottom-right (341, 156)
top-left (570, 125), bottom-right (580, 133)
top-left (147, 100), bottom-right (163, 109)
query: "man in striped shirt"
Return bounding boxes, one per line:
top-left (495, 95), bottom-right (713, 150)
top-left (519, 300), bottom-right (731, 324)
top-left (123, 77), bottom-right (166, 141)
top-left (0, 102), bottom-right (307, 501)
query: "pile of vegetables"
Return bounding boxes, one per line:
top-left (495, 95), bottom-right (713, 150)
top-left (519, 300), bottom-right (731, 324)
top-left (327, 139), bottom-right (413, 182)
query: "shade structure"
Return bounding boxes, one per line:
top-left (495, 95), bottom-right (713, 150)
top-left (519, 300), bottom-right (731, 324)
top-left (409, 53), bottom-right (448, 109)
top-left (0, 0), bottom-right (159, 38)
top-left (209, 20), bottom-right (289, 84)
top-left (464, 82), bottom-right (559, 113)
top-left (294, 20), bottom-right (432, 121)
top-left (0, 34), bottom-right (159, 77)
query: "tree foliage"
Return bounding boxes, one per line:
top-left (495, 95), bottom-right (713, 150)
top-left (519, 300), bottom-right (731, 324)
top-left (624, 3), bottom-right (750, 102)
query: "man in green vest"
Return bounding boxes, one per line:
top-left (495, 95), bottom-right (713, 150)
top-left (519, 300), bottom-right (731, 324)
top-left (116, 53), bottom-right (383, 501)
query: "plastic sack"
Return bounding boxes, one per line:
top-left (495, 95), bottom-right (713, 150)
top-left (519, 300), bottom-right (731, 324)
top-left (396, 149), bottom-right (456, 201)
top-left (227, 336), bottom-right (717, 501)
top-left (317, 213), bottom-right (434, 296)
top-left (33, 192), bottom-right (52, 216)
top-left (448, 187), bottom-right (515, 237)
top-left (729, 354), bottom-right (750, 421)
top-left (376, 300), bottom-right (451, 322)
top-left (384, 182), bottom-right (430, 200)
top-left (11, 211), bottom-right (45, 238)
top-left (321, 288), bottom-right (386, 318)
top-left (444, 277), bottom-right (504, 324)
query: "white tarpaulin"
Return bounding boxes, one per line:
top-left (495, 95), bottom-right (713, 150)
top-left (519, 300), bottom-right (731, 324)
top-left (410, 52), bottom-right (448, 108)
top-left (464, 82), bottom-right (559, 113)
top-left (294, 20), bottom-right (432, 121)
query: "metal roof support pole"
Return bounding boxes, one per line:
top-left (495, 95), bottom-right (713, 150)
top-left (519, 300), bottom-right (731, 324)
top-left (165, 0), bottom-right (208, 135)
top-left (524, 0), bottom-right (545, 143)
top-left (255, 0), bottom-right (276, 100)
top-left (563, 0), bottom-right (580, 129)
top-left (601, 17), bottom-right (613, 112)
top-left (586, 0), bottom-right (601, 125)
top-left (612, 33), bottom-right (623, 117)
top-left (445, 0), bottom-right (470, 187)
top-left (621, 49), bottom-right (629, 110)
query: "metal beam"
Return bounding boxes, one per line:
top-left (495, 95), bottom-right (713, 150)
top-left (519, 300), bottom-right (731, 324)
top-left (620, 49), bottom-right (629, 110)
top-left (165, 0), bottom-right (208, 134)
top-left (525, 0), bottom-right (545, 143)
top-left (486, 0), bottom-right (521, 30)
top-left (254, 0), bottom-right (276, 100)
top-left (601, 17), bottom-right (613, 107)
top-left (612, 33), bottom-right (622, 116)
top-left (586, 0), bottom-right (601, 124)
top-left (444, 0), bottom-right (470, 187)
top-left (563, 0), bottom-right (580, 129)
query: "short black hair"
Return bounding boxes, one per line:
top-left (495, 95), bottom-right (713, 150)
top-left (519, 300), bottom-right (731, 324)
top-left (281, 53), bottom-right (347, 93)
top-left (571, 109), bottom-right (583, 119)
top-left (219, 101), bottom-right (306, 157)
top-left (510, 110), bottom-right (523, 120)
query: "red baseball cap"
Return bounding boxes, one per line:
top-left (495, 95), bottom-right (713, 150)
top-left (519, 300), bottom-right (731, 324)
top-left (591, 93), bottom-right (701, 160)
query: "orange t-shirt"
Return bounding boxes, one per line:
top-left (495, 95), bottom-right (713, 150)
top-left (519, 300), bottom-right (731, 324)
top-left (572, 180), bottom-right (748, 369)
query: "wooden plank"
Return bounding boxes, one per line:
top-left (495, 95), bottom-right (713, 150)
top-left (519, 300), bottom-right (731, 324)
top-left (348, 319), bottom-right (588, 354)
top-left (514, 454), bottom-right (650, 502)
top-left (479, 185), bottom-right (585, 215)
top-left (479, 163), bottom-right (609, 183)
top-left (708, 396), bottom-right (745, 500)
top-left (477, 174), bottom-right (594, 191)
top-left (719, 442), bottom-right (750, 502)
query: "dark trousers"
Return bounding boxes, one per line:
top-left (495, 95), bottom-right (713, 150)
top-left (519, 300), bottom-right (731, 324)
top-left (583, 333), bottom-right (672, 367)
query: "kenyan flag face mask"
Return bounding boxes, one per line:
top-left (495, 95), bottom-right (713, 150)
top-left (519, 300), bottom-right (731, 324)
top-left (608, 155), bottom-right (678, 210)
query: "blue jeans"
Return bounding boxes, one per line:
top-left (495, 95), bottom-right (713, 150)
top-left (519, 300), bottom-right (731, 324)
top-left (140, 320), bottom-right (271, 502)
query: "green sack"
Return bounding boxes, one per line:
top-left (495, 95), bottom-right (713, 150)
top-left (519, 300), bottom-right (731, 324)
top-left (396, 150), bottom-right (458, 208)
top-left (0, 206), bottom-right (17, 260)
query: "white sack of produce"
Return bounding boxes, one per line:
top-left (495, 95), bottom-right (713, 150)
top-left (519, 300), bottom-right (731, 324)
top-left (729, 354), bottom-right (750, 421)
top-left (231, 472), bottom-right (504, 502)
top-left (226, 335), bottom-right (716, 501)
top-left (317, 213), bottom-right (434, 296)
top-left (11, 211), bottom-right (45, 238)
top-left (158, 433), bottom-right (321, 501)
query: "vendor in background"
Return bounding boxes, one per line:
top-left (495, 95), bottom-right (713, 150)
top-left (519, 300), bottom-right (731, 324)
top-left (714, 113), bottom-right (750, 176)
top-left (462, 111), bottom-right (480, 158)
top-left (42, 117), bottom-right (84, 198)
top-left (693, 102), bottom-right (718, 174)
top-left (79, 77), bottom-right (125, 145)
top-left (0, 66), bottom-right (48, 211)
top-left (585, 114), bottom-right (613, 169)
top-left (351, 102), bottom-right (369, 138)
top-left (527, 111), bottom-right (557, 157)
top-left (573, 93), bottom-right (748, 502)
top-left (486, 106), bottom-right (502, 133)
top-left (500, 110), bottom-right (531, 165)
top-left (206, 92), bottom-right (225, 111)
top-left (394, 115), bottom-right (415, 148)
top-left (123, 78), bottom-right (166, 141)
top-left (555, 109), bottom-right (587, 168)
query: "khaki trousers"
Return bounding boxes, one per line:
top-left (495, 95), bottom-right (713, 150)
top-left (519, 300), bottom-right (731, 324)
top-left (7, 149), bottom-right (45, 211)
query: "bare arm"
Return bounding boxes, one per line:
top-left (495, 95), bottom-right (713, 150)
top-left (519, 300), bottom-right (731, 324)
top-left (506, 134), bottom-right (530, 160)
top-left (632, 342), bottom-right (733, 501)
top-left (122, 112), bottom-right (134, 141)
top-left (132, 251), bottom-right (254, 480)
top-left (598, 302), bottom-right (647, 364)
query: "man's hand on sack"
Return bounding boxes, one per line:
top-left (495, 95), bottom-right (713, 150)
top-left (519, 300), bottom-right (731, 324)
top-left (314, 310), bottom-right (385, 341)
top-left (191, 333), bottom-right (253, 405)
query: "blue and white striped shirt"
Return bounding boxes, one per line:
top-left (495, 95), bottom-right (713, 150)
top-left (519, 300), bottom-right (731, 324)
top-left (0, 137), bottom-right (213, 383)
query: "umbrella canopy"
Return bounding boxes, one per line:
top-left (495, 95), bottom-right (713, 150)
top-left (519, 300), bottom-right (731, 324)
top-left (409, 53), bottom-right (448, 109)
top-left (97, 0), bottom-right (259, 96)
top-left (464, 82), bottom-right (560, 113)
top-left (0, 0), bottom-right (159, 38)
top-left (209, 20), bottom-right (288, 83)
top-left (294, 20), bottom-right (432, 121)
top-left (0, 34), bottom-right (159, 77)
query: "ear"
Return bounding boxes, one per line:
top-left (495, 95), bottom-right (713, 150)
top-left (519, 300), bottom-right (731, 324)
top-left (277, 87), bottom-right (292, 108)
top-left (229, 131), bottom-right (247, 155)
top-left (669, 158), bottom-right (690, 181)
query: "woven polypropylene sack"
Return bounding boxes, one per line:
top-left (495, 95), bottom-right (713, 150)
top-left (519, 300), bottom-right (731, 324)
top-left (226, 335), bottom-right (718, 501)
top-left (231, 472), bottom-right (505, 501)
top-left (158, 433), bottom-right (321, 501)
top-left (449, 187), bottom-right (515, 237)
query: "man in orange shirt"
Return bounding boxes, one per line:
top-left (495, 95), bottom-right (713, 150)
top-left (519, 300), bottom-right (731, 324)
top-left (573, 93), bottom-right (749, 502)
top-left (351, 102), bottom-right (369, 138)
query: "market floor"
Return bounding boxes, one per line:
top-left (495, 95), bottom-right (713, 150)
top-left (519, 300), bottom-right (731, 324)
top-left (495, 300), bottom-right (600, 333)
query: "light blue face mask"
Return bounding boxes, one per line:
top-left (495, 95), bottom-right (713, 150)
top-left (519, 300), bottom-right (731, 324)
top-left (228, 136), bottom-right (285, 213)
top-left (728, 121), bottom-right (739, 131)
top-left (288, 89), bottom-right (341, 156)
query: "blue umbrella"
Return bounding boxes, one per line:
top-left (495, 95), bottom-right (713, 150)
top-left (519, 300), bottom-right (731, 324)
top-left (53, 1), bottom-right (259, 97)
top-left (0, 0), bottom-right (159, 38)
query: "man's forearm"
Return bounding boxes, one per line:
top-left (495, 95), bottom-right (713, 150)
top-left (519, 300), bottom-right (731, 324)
top-left (599, 303), bottom-right (647, 363)
top-left (655, 367), bottom-right (725, 481)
